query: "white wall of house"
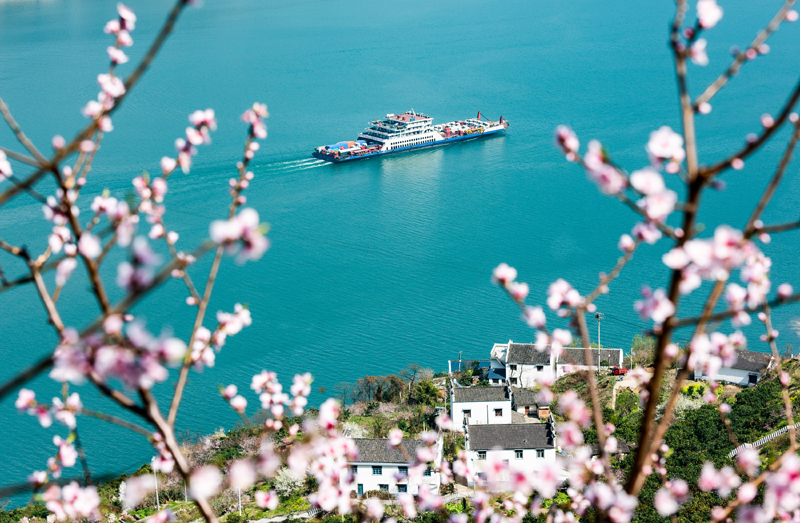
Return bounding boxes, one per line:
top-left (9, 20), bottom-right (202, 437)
top-left (555, 364), bottom-right (599, 379)
top-left (695, 367), bottom-right (762, 386)
top-left (465, 448), bottom-right (557, 487)
top-left (505, 364), bottom-right (549, 388)
top-left (348, 462), bottom-right (440, 496)
top-left (451, 400), bottom-right (512, 431)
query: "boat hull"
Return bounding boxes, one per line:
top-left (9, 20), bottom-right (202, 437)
top-left (312, 127), bottom-right (506, 163)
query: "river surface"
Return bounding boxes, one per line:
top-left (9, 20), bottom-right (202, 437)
top-left (1, 0), bottom-right (799, 501)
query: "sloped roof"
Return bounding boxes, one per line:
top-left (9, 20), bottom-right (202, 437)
top-left (468, 423), bottom-right (554, 450)
top-left (730, 350), bottom-right (773, 373)
top-left (511, 387), bottom-right (538, 406)
top-left (558, 348), bottom-right (623, 366)
top-left (352, 438), bottom-right (429, 464)
top-left (453, 387), bottom-right (509, 403)
top-left (507, 343), bottom-right (551, 365)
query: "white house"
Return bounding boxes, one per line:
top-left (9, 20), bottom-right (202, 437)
top-left (464, 422), bottom-right (557, 488)
top-left (489, 341), bottom-right (624, 385)
top-left (491, 342), bottom-right (551, 388)
top-left (555, 348), bottom-right (624, 378)
top-left (694, 349), bottom-right (776, 386)
top-left (348, 437), bottom-right (443, 497)
top-left (450, 386), bottom-right (512, 431)
top-left (510, 387), bottom-right (539, 419)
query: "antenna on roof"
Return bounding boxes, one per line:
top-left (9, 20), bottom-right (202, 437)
top-left (411, 108), bottom-right (415, 116)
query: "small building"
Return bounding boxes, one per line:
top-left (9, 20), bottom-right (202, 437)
top-left (491, 342), bottom-right (551, 388)
top-left (450, 386), bottom-right (512, 431)
top-left (348, 438), bottom-right (442, 497)
top-left (510, 387), bottom-right (539, 418)
top-left (464, 423), bottom-right (556, 487)
top-left (555, 348), bottom-right (624, 378)
top-left (694, 349), bottom-right (776, 386)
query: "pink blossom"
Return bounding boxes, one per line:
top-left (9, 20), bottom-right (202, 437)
top-left (690, 39), bottom-right (709, 66)
top-left (242, 103), bottom-right (269, 139)
top-left (654, 487), bottom-right (679, 517)
top-left (634, 286), bottom-right (675, 324)
top-left (107, 46), bottom-right (129, 64)
top-left (117, 3), bottom-right (137, 30)
top-left (787, 10), bottom-right (799, 22)
top-left (189, 466), bottom-right (222, 500)
top-left (555, 125), bottom-right (580, 161)
top-left (638, 189), bottom-right (677, 222)
top-left (523, 306), bottom-right (546, 329)
top-left (547, 278), bottom-right (581, 310)
top-left (697, 0), bottom-right (723, 29)
top-left (98, 73), bottom-right (126, 98)
top-left (699, 102), bottom-right (712, 114)
top-left (123, 475), bottom-right (155, 509)
top-left (631, 222), bottom-right (662, 244)
top-left (210, 208), bottom-right (269, 263)
top-left (647, 126), bottom-right (685, 169)
top-left (54, 435), bottom-right (78, 468)
top-left (52, 135), bottom-right (66, 150)
top-left (738, 482), bottom-right (757, 503)
top-left (778, 283), bottom-right (793, 299)
top-left (559, 390), bottom-right (591, 427)
top-left (618, 233), bottom-right (635, 252)
top-left (45, 482), bottom-right (100, 521)
top-left (738, 448), bottom-right (761, 476)
top-left (698, 462), bottom-right (719, 492)
top-left (78, 233), bottom-right (101, 259)
top-left (388, 428), bottom-right (403, 448)
top-left (508, 281), bottom-right (529, 300)
top-left (557, 421), bottom-right (584, 448)
top-left (584, 140), bottom-right (627, 195)
top-left (492, 263), bottom-right (517, 284)
top-left (731, 158), bottom-right (744, 170)
top-left (53, 392), bottom-right (82, 429)
top-left (551, 328), bottom-right (573, 351)
top-left (366, 497), bottom-right (384, 520)
top-left (15, 389), bottom-right (36, 412)
top-left (629, 167), bottom-right (665, 195)
top-left (228, 460), bottom-right (256, 489)
top-left (0, 151), bottom-right (11, 180)
top-left (160, 156), bottom-right (177, 175)
top-left (50, 330), bottom-right (88, 384)
top-left (230, 395), bottom-right (247, 413)
top-left (189, 109), bottom-right (217, 130)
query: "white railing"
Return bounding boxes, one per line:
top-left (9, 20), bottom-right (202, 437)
top-left (728, 422), bottom-right (800, 458)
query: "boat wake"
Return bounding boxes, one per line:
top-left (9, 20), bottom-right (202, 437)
top-left (263, 158), bottom-right (326, 172)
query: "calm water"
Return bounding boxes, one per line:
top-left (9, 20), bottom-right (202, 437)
top-left (1, 0), bottom-right (800, 499)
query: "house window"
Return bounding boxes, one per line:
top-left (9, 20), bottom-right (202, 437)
top-left (358, 484), bottom-right (363, 496)
top-left (463, 410), bottom-right (471, 418)
top-left (510, 365), bottom-right (517, 371)
top-left (351, 466), bottom-right (358, 476)
top-left (494, 408), bottom-right (503, 417)
top-left (503, 459), bottom-right (509, 466)
top-left (398, 484), bottom-right (407, 493)
top-left (515, 450), bottom-right (523, 459)
top-left (510, 378), bottom-right (518, 385)
top-left (478, 451), bottom-right (486, 460)
top-left (399, 466), bottom-right (408, 476)
top-left (372, 466), bottom-right (382, 475)
top-left (536, 449), bottom-right (545, 458)
top-left (536, 366), bottom-right (544, 371)
top-left (424, 467), bottom-right (432, 477)
top-left (379, 484), bottom-right (389, 492)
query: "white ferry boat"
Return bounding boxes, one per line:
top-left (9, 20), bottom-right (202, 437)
top-left (312, 110), bottom-right (508, 163)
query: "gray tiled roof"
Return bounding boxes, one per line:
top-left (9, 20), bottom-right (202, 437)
top-left (468, 423), bottom-right (554, 450)
top-left (558, 348), bottom-right (623, 366)
top-left (507, 343), bottom-right (551, 365)
top-left (731, 350), bottom-right (773, 373)
top-left (453, 387), bottom-right (509, 403)
top-left (352, 439), bottom-right (429, 464)
top-left (510, 387), bottom-right (538, 406)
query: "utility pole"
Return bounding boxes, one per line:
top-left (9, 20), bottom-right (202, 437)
top-left (595, 312), bottom-right (603, 348)
top-left (152, 458), bottom-right (160, 511)
top-left (238, 487), bottom-right (242, 516)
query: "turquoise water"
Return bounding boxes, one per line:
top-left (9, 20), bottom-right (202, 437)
top-left (1, 0), bottom-right (800, 497)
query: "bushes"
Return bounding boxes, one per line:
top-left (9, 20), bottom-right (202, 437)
top-left (363, 490), bottom-right (395, 500)
top-left (440, 482), bottom-right (456, 495)
top-left (274, 468), bottom-right (305, 499)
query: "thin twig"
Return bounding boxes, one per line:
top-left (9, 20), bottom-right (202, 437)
top-left (0, 147), bottom-right (39, 167)
top-left (671, 291), bottom-right (800, 328)
top-left (694, 0), bottom-right (797, 110)
top-left (0, 97), bottom-right (48, 166)
top-left (699, 76), bottom-right (800, 178)
top-left (82, 408), bottom-right (153, 437)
